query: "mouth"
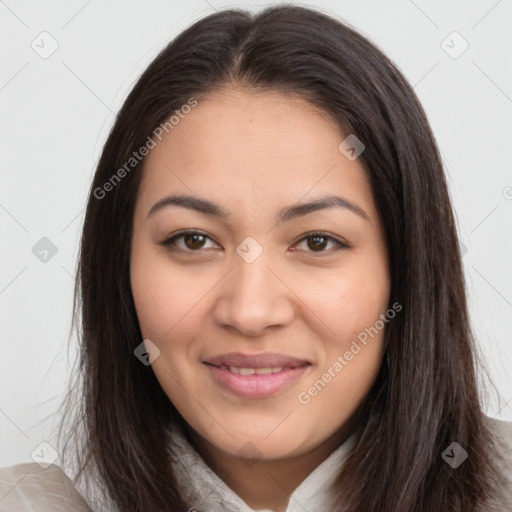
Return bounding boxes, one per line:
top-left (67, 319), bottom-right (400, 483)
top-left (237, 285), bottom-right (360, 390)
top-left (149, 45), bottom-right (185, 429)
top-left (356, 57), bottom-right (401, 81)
top-left (203, 358), bottom-right (311, 398)
top-left (203, 352), bottom-right (310, 369)
top-left (204, 362), bottom-right (309, 375)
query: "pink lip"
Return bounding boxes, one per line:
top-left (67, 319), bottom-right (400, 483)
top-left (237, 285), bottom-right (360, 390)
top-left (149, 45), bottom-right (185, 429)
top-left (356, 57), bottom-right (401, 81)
top-left (204, 363), bottom-right (310, 398)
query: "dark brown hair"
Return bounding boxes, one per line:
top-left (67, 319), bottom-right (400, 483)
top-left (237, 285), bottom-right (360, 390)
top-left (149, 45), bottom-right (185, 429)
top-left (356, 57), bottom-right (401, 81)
top-left (58, 4), bottom-right (506, 511)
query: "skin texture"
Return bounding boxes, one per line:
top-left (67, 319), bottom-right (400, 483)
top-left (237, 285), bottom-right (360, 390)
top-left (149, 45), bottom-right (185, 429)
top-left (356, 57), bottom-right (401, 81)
top-left (130, 86), bottom-right (391, 511)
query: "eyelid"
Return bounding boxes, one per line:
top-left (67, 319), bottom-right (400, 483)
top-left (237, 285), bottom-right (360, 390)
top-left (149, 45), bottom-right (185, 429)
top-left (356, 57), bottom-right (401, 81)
top-left (159, 229), bottom-right (351, 253)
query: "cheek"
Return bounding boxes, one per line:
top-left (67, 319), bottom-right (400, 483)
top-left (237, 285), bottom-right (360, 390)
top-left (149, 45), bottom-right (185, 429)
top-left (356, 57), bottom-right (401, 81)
top-left (304, 264), bottom-right (389, 347)
top-left (130, 255), bottom-right (206, 398)
top-left (297, 272), bottom-right (388, 427)
top-left (130, 251), bottom-right (209, 340)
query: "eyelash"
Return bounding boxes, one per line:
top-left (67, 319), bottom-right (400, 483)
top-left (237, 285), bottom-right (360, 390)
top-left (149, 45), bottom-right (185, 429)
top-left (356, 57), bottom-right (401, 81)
top-left (159, 230), bottom-right (350, 255)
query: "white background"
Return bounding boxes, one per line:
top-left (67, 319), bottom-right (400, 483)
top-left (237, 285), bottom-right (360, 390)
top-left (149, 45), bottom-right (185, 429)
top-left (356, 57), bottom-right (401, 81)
top-left (1, 0), bottom-right (511, 467)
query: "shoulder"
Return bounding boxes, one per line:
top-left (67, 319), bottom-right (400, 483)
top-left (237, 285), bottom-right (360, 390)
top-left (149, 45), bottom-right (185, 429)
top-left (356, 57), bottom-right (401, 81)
top-left (484, 414), bottom-right (512, 461)
top-left (481, 415), bottom-right (512, 511)
top-left (0, 463), bottom-right (92, 511)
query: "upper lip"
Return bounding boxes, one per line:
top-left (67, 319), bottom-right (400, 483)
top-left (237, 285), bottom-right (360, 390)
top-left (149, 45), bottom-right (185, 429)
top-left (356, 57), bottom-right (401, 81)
top-left (204, 352), bottom-right (310, 368)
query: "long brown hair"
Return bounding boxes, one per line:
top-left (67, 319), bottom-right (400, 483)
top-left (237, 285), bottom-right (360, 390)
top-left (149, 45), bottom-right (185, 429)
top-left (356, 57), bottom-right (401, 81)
top-left (57, 5), bottom-right (507, 511)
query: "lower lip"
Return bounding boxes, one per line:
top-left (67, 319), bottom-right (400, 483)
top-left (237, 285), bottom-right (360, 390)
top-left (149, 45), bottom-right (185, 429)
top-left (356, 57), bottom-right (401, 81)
top-left (204, 363), bottom-right (310, 398)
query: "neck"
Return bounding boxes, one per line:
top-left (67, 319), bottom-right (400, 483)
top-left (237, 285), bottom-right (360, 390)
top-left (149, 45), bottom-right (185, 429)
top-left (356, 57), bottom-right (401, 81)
top-left (183, 414), bottom-right (360, 511)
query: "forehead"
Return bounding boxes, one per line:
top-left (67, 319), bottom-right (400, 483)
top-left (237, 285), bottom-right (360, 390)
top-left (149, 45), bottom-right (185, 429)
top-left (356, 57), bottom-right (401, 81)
top-left (137, 87), bottom-right (376, 223)
top-left (149, 87), bottom-right (344, 165)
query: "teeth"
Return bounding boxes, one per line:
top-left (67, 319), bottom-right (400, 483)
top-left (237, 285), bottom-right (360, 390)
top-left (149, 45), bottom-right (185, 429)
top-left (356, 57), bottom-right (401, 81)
top-left (219, 365), bottom-right (285, 375)
top-left (255, 367), bottom-right (272, 375)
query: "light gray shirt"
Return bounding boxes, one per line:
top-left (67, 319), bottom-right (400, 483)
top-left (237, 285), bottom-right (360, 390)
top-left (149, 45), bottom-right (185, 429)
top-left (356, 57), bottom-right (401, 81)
top-left (1, 416), bottom-right (511, 511)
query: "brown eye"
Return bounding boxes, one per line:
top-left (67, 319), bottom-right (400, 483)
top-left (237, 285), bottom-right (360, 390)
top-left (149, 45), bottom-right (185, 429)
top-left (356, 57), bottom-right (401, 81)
top-left (160, 230), bottom-right (349, 255)
top-left (293, 232), bottom-right (349, 253)
top-left (183, 233), bottom-right (207, 250)
top-left (307, 234), bottom-right (329, 251)
top-left (160, 231), bottom-right (218, 252)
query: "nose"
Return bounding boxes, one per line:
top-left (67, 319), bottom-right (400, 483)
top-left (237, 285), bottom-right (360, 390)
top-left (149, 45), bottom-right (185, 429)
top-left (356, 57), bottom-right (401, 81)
top-left (212, 253), bottom-right (295, 336)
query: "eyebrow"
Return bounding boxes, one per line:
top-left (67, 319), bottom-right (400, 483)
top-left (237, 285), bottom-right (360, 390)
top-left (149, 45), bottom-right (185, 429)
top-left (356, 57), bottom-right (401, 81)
top-left (147, 193), bottom-right (369, 223)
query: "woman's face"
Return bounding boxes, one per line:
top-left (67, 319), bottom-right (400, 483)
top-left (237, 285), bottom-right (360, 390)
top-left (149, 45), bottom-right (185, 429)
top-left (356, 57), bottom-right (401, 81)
top-left (130, 87), bottom-right (390, 461)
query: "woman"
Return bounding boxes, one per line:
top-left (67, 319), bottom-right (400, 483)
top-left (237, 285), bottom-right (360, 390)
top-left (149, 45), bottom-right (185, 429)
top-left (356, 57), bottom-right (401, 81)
top-left (1, 4), bottom-right (511, 512)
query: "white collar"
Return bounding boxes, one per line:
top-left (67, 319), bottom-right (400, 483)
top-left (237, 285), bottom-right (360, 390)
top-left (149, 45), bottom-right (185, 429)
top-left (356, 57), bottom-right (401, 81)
top-left (167, 421), bottom-right (360, 512)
